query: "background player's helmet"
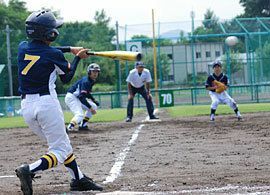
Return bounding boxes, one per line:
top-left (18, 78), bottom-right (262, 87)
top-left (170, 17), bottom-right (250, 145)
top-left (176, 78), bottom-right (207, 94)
top-left (87, 63), bottom-right (101, 74)
top-left (25, 10), bottom-right (63, 42)
top-left (212, 61), bottom-right (222, 68)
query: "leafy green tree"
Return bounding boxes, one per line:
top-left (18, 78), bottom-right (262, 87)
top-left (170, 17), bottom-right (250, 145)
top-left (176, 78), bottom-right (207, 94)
top-left (193, 9), bottom-right (223, 42)
top-left (239, 0), bottom-right (270, 17)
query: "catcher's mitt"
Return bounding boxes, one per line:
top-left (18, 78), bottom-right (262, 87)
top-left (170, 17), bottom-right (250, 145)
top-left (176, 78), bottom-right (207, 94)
top-left (213, 80), bottom-right (226, 93)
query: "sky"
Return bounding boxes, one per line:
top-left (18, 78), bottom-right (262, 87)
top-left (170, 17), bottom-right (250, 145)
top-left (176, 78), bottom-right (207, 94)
top-left (18, 0), bottom-right (244, 25)
top-left (5, 0), bottom-right (244, 41)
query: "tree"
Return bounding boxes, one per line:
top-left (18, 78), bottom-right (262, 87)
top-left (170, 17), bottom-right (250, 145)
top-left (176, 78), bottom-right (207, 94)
top-left (239, 0), bottom-right (270, 17)
top-left (193, 9), bottom-right (222, 42)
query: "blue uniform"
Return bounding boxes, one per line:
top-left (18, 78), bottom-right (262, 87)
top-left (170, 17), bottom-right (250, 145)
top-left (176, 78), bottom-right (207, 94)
top-left (65, 76), bottom-right (98, 128)
top-left (68, 76), bottom-right (95, 98)
top-left (18, 40), bottom-right (70, 95)
top-left (205, 73), bottom-right (228, 92)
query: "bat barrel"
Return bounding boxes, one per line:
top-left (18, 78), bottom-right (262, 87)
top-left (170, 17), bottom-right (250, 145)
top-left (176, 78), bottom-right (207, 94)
top-left (86, 50), bottom-right (142, 61)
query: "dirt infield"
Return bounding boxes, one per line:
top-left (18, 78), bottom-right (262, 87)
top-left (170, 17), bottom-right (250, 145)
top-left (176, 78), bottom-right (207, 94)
top-left (0, 111), bottom-right (270, 194)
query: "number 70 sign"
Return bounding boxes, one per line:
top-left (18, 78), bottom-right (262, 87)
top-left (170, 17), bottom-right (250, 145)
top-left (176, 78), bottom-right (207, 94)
top-left (159, 91), bottom-right (174, 107)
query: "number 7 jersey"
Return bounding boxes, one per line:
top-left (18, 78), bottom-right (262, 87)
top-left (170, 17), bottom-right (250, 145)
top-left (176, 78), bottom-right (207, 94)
top-left (17, 40), bottom-right (70, 95)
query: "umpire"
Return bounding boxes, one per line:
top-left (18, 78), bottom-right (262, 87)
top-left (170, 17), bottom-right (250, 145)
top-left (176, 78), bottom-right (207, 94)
top-left (126, 61), bottom-right (159, 122)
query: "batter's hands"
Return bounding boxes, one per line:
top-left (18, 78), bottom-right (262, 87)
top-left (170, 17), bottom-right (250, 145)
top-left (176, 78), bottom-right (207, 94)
top-left (76, 49), bottom-right (90, 59)
top-left (70, 47), bottom-right (83, 55)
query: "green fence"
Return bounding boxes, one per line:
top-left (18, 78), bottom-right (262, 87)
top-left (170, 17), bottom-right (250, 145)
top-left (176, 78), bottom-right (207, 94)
top-left (1, 84), bottom-right (269, 117)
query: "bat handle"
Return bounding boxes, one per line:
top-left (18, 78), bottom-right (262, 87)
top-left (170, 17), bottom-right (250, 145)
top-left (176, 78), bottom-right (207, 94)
top-left (86, 51), bottom-right (94, 55)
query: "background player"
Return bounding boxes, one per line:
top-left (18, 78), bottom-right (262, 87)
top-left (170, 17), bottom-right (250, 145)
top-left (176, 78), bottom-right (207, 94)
top-left (16, 10), bottom-right (103, 194)
top-left (205, 61), bottom-right (242, 121)
top-left (65, 63), bottom-right (100, 131)
top-left (126, 61), bottom-right (159, 122)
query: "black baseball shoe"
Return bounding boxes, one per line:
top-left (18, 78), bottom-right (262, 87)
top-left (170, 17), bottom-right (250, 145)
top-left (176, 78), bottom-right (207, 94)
top-left (15, 164), bottom-right (35, 195)
top-left (126, 117), bottom-right (132, 122)
top-left (70, 175), bottom-right (103, 191)
top-left (150, 115), bottom-right (159, 120)
top-left (78, 126), bottom-right (90, 131)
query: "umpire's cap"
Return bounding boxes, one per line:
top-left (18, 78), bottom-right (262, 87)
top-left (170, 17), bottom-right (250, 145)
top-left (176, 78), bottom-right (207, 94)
top-left (212, 61), bottom-right (222, 68)
top-left (25, 10), bottom-right (63, 42)
top-left (135, 61), bottom-right (145, 68)
top-left (87, 63), bottom-right (101, 73)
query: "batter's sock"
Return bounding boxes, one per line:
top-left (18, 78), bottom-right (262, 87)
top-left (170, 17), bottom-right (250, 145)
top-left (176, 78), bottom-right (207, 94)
top-left (234, 108), bottom-right (239, 114)
top-left (29, 153), bottom-right (58, 173)
top-left (211, 109), bottom-right (216, 115)
top-left (64, 153), bottom-right (84, 180)
top-left (80, 117), bottom-right (89, 127)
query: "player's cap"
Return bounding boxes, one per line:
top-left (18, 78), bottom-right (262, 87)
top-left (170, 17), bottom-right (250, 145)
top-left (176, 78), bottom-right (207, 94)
top-left (135, 61), bottom-right (145, 67)
top-left (212, 61), bottom-right (222, 68)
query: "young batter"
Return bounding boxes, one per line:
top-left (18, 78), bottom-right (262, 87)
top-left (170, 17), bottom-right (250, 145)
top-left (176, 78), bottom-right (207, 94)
top-left (16, 10), bottom-right (103, 194)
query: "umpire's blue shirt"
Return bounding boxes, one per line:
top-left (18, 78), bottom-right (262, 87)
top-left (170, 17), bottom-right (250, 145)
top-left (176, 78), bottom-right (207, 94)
top-left (17, 40), bottom-right (70, 95)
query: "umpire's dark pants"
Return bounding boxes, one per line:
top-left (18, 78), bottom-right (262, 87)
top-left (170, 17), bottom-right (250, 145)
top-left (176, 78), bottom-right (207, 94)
top-left (127, 85), bottom-right (154, 119)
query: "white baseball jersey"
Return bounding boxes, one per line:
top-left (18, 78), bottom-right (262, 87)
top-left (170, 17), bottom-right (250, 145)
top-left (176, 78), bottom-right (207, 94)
top-left (126, 68), bottom-right (152, 88)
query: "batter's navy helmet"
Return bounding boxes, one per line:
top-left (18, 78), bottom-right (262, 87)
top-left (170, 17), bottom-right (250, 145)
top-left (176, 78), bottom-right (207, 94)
top-left (212, 61), bottom-right (222, 68)
top-left (25, 10), bottom-right (63, 42)
top-left (87, 63), bottom-right (101, 73)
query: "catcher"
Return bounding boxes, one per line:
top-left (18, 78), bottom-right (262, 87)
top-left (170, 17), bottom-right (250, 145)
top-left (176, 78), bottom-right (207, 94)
top-left (205, 61), bottom-right (242, 121)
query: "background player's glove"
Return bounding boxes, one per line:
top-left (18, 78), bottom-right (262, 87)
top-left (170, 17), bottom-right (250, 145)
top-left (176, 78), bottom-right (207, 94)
top-left (213, 80), bottom-right (226, 93)
top-left (93, 99), bottom-right (100, 106)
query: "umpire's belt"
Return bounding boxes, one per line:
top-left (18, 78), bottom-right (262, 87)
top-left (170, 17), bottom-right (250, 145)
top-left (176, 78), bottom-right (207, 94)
top-left (21, 92), bottom-right (50, 99)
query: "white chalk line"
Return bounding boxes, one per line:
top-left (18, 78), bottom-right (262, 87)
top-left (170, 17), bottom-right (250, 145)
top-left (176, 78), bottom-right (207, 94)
top-left (97, 185), bottom-right (270, 195)
top-left (103, 124), bottom-right (145, 184)
top-left (0, 175), bottom-right (16, 179)
top-left (103, 109), bottom-right (159, 184)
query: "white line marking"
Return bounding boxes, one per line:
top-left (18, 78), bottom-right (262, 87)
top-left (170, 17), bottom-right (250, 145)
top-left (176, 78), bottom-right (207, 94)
top-left (103, 124), bottom-right (145, 184)
top-left (0, 175), bottom-right (16, 179)
top-left (97, 185), bottom-right (270, 195)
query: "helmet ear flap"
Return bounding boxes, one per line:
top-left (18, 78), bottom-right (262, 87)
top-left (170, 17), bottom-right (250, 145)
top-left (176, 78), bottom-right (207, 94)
top-left (44, 28), bottom-right (59, 42)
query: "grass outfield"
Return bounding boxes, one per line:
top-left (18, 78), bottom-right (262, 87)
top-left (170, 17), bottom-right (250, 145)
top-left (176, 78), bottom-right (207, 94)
top-left (167, 103), bottom-right (270, 117)
top-left (0, 108), bottom-right (141, 129)
top-left (0, 103), bottom-right (270, 129)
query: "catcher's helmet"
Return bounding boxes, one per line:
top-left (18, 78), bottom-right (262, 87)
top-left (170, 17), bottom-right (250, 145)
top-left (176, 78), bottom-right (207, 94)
top-left (212, 61), bottom-right (222, 68)
top-left (25, 10), bottom-right (63, 42)
top-left (87, 63), bottom-right (101, 74)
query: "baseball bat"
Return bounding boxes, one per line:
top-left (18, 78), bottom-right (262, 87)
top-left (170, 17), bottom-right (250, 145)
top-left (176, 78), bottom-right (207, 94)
top-left (86, 50), bottom-right (142, 61)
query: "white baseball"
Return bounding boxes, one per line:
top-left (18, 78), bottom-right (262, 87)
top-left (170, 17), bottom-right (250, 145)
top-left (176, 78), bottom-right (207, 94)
top-left (225, 36), bottom-right (238, 46)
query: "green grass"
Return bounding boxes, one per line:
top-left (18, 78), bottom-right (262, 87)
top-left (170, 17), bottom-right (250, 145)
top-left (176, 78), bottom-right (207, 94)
top-left (1, 103), bottom-right (269, 129)
top-left (0, 108), bottom-right (141, 129)
top-left (167, 103), bottom-right (270, 117)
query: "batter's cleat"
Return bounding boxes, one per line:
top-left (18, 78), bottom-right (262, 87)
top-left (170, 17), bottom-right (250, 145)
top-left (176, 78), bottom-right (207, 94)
top-left (15, 164), bottom-right (35, 195)
top-left (237, 115), bottom-right (242, 121)
top-left (210, 114), bottom-right (215, 121)
top-left (126, 117), bottom-right (132, 122)
top-left (70, 175), bottom-right (103, 191)
top-left (67, 123), bottom-right (75, 131)
top-left (78, 126), bottom-right (90, 131)
top-left (150, 115), bottom-right (159, 120)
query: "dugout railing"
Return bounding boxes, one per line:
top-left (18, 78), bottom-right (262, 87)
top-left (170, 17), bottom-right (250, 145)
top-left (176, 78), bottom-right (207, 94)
top-left (0, 83), bottom-right (270, 117)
